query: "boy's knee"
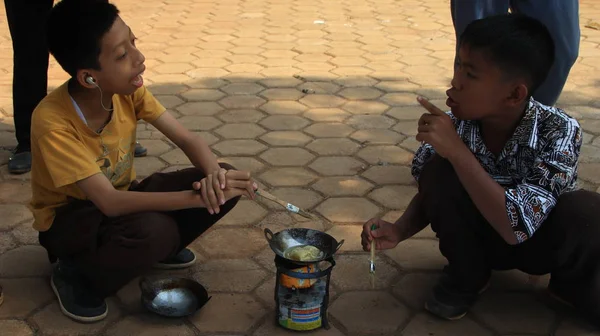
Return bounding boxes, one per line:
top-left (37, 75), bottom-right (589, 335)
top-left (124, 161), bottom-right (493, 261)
top-left (133, 213), bottom-right (180, 259)
top-left (418, 155), bottom-right (462, 195)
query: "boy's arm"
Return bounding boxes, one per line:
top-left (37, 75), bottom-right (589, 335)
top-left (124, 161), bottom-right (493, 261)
top-left (150, 111), bottom-right (221, 174)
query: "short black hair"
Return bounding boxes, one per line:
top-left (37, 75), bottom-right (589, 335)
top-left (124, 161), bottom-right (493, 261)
top-left (47, 0), bottom-right (120, 77)
top-left (459, 14), bottom-right (555, 95)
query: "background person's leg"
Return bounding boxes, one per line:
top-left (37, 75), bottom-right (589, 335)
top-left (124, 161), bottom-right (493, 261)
top-left (510, 0), bottom-right (580, 106)
top-left (3, 0), bottom-right (53, 174)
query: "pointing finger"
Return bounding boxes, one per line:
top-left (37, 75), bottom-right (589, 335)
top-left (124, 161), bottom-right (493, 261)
top-left (417, 96), bottom-right (445, 116)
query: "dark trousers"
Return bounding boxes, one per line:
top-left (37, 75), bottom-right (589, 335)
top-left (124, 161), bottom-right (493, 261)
top-left (39, 164), bottom-right (240, 298)
top-left (4, 0), bottom-right (54, 151)
top-left (419, 155), bottom-right (600, 323)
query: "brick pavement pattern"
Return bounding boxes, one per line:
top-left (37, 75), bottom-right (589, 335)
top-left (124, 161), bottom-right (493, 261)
top-left (1, 0), bottom-right (600, 335)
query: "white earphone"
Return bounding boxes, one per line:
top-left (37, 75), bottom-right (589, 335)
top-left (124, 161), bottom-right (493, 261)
top-left (84, 75), bottom-right (112, 112)
top-left (86, 76), bottom-right (96, 86)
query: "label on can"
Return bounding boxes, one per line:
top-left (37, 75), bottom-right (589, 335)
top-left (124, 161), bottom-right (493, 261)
top-left (278, 305), bottom-right (322, 331)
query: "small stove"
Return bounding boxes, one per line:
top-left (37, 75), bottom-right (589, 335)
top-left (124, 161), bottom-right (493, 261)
top-left (263, 228), bottom-right (344, 332)
top-left (273, 255), bottom-right (336, 331)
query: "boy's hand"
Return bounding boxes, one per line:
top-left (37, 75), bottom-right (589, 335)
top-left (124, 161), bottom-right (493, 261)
top-left (415, 96), bottom-right (466, 160)
top-left (361, 218), bottom-right (402, 251)
top-left (193, 167), bottom-right (227, 215)
top-left (223, 170), bottom-right (257, 200)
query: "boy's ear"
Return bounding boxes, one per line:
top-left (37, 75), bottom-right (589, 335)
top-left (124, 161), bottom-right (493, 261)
top-left (75, 69), bottom-right (98, 89)
top-left (505, 83), bottom-right (529, 107)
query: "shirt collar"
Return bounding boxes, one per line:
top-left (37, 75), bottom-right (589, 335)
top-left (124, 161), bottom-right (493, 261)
top-left (510, 97), bottom-right (539, 149)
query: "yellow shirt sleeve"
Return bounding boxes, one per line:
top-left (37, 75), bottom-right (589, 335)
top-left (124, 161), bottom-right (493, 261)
top-left (132, 85), bottom-right (166, 122)
top-left (38, 129), bottom-right (101, 188)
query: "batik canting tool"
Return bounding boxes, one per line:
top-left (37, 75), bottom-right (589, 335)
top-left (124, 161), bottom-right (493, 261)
top-left (255, 189), bottom-right (318, 220)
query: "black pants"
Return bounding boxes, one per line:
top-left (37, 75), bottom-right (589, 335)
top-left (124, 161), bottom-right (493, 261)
top-left (4, 0), bottom-right (54, 151)
top-left (39, 164), bottom-right (240, 298)
top-left (419, 155), bottom-right (600, 322)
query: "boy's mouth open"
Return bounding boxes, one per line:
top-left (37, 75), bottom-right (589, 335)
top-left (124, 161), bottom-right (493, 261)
top-left (446, 91), bottom-right (459, 108)
top-left (131, 72), bottom-right (144, 88)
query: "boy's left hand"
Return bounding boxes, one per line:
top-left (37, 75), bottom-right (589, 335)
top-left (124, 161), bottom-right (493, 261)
top-left (415, 96), bottom-right (465, 160)
top-left (193, 167), bottom-right (228, 215)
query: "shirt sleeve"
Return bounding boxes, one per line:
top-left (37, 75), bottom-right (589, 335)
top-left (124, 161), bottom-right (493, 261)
top-left (38, 129), bottom-right (102, 188)
top-left (505, 121), bottom-right (582, 243)
top-left (132, 85), bottom-right (166, 122)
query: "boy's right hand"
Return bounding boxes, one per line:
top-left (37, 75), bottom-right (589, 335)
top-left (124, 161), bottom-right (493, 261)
top-left (193, 170), bottom-right (257, 214)
top-left (361, 218), bottom-right (402, 251)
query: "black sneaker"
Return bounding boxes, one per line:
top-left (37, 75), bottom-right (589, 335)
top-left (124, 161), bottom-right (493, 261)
top-left (50, 262), bottom-right (108, 323)
top-left (154, 248), bottom-right (197, 270)
top-left (134, 142), bottom-right (147, 157)
top-left (8, 147), bottom-right (31, 174)
top-left (425, 271), bottom-right (490, 320)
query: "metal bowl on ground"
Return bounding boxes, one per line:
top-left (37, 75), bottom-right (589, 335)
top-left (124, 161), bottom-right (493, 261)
top-left (139, 277), bottom-right (211, 317)
top-left (264, 228), bottom-right (344, 265)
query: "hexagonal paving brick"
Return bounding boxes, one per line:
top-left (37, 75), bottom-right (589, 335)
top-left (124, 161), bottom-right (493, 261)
top-left (312, 176), bottom-right (374, 197)
top-left (215, 123), bottom-right (267, 139)
top-left (0, 245), bottom-right (52, 277)
top-left (253, 313), bottom-right (345, 335)
top-left (0, 204), bottom-right (33, 230)
top-left (11, 220), bottom-right (38, 245)
top-left (194, 228), bottom-right (266, 259)
top-left (351, 129), bottom-right (404, 145)
top-left (316, 198), bottom-right (380, 223)
top-left (357, 146), bottom-right (414, 165)
top-left (219, 157), bottom-right (265, 173)
top-left (221, 83), bottom-right (265, 95)
top-left (577, 163), bottom-right (600, 184)
top-left (472, 292), bottom-right (556, 334)
top-left (260, 101), bottom-right (307, 115)
top-left (325, 225), bottom-right (364, 252)
top-left (342, 100), bottom-right (390, 115)
top-left (385, 239), bottom-right (446, 270)
top-left (392, 273), bottom-right (441, 309)
top-left (261, 188), bottom-right (323, 211)
top-left (213, 140), bottom-right (267, 155)
top-left (375, 80), bottom-right (421, 93)
top-left (189, 293), bottom-right (267, 333)
top-left (160, 149), bottom-right (189, 165)
top-left (260, 88), bottom-right (304, 100)
top-left (260, 167), bottom-right (318, 187)
top-left (260, 131), bottom-right (313, 147)
top-left (260, 148), bottom-right (315, 166)
top-left (177, 116), bottom-right (222, 131)
top-left (296, 82), bottom-right (341, 94)
top-left (220, 200), bottom-right (268, 226)
top-left (385, 106), bottom-right (424, 120)
top-left (332, 254), bottom-right (400, 290)
top-left (393, 120), bottom-right (419, 136)
top-left (347, 115), bottom-right (396, 129)
top-left (133, 156), bottom-right (167, 177)
top-left (299, 94), bottom-right (346, 108)
top-left (32, 299), bottom-right (122, 336)
top-left (304, 123), bottom-right (354, 138)
top-left (309, 157), bottom-right (365, 176)
top-left (0, 320), bottom-right (34, 336)
top-left (180, 89), bottom-right (226, 101)
top-left (330, 292), bottom-right (410, 334)
top-left (0, 180), bottom-right (31, 203)
top-left (260, 115), bottom-right (310, 131)
top-left (303, 108), bottom-right (350, 122)
top-left (306, 138), bottom-right (361, 155)
top-left (489, 270), bottom-right (548, 292)
top-left (219, 95), bottom-right (266, 109)
top-left (0, 231), bottom-right (16, 254)
top-left (191, 259), bottom-right (269, 293)
top-left (368, 185), bottom-right (417, 209)
top-left (338, 87), bottom-right (383, 100)
top-left (361, 165), bottom-right (415, 185)
top-left (0, 278), bottom-right (54, 318)
top-left (218, 109), bottom-right (266, 123)
top-left (260, 77), bottom-right (303, 88)
top-left (105, 315), bottom-right (196, 336)
top-left (136, 139), bottom-right (171, 156)
top-left (154, 62), bottom-right (195, 74)
top-left (176, 102), bottom-right (224, 116)
top-left (381, 92), bottom-right (420, 106)
top-left (402, 313), bottom-right (493, 336)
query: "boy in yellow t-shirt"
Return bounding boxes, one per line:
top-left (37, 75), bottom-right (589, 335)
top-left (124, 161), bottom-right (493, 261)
top-left (30, 0), bottom-right (256, 323)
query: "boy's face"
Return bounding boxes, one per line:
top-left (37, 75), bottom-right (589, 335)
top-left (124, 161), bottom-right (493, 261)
top-left (446, 44), bottom-right (523, 120)
top-left (90, 16), bottom-right (145, 95)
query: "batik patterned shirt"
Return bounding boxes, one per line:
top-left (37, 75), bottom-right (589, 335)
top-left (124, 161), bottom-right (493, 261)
top-left (411, 98), bottom-right (583, 243)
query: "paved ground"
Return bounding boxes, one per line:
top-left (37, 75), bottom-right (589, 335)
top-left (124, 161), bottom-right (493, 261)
top-left (1, 0), bottom-right (600, 335)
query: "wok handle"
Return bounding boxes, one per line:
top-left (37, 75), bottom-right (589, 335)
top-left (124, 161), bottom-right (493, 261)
top-left (264, 228), bottom-right (274, 242)
top-left (335, 239), bottom-right (345, 253)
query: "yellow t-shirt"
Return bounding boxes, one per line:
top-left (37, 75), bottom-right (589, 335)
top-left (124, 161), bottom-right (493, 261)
top-left (29, 81), bottom-right (166, 232)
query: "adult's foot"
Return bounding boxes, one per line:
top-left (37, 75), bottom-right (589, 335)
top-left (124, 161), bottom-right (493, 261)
top-left (50, 261), bottom-right (108, 323)
top-left (8, 145), bottom-right (31, 174)
top-left (154, 248), bottom-right (197, 270)
top-left (134, 142), bottom-right (147, 157)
